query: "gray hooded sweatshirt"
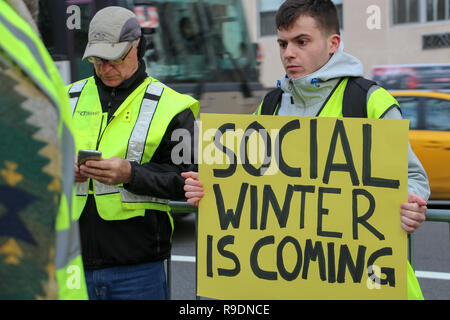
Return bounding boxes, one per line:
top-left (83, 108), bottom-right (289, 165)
top-left (276, 42), bottom-right (430, 200)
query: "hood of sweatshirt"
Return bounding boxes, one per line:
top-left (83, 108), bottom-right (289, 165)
top-left (278, 41), bottom-right (364, 116)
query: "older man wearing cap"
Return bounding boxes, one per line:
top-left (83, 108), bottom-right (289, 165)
top-left (68, 6), bottom-right (199, 300)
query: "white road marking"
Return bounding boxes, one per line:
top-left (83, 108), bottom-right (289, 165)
top-left (171, 255), bottom-right (196, 263)
top-left (415, 270), bottom-right (450, 280)
top-left (170, 255), bottom-right (450, 281)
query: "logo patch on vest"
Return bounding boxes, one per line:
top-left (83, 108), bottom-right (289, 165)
top-left (76, 110), bottom-right (100, 117)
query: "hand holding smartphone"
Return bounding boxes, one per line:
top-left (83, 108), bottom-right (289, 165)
top-left (77, 149), bottom-right (102, 166)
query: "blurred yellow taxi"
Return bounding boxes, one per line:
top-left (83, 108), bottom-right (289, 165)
top-left (391, 91), bottom-right (450, 200)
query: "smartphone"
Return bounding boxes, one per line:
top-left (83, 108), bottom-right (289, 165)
top-left (78, 149), bottom-right (102, 166)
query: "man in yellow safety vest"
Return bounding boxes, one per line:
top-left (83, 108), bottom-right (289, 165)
top-left (68, 6), bottom-right (199, 299)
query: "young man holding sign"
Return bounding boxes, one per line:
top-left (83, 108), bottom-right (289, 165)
top-left (184, 0), bottom-right (429, 234)
top-left (183, 0), bottom-right (429, 299)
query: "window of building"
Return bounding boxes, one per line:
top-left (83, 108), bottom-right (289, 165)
top-left (334, 0), bottom-right (344, 30)
top-left (392, 0), bottom-right (420, 24)
top-left (393, 0), bottom-right (450, 25)
top-left (426, 0), bottom-right (450, 21)
top-left (423, 32), bottom-right (450, 49)
top-left (259, 0), bottom-right (284, 37)
top-left (258, 0), bottom-right (343, 37)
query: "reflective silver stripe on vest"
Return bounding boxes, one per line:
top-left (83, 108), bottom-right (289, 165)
top-left (126, 82), bottom-right (163, 162)
top-left (69, 80), bottom-right (88, 115)
top-left (55, 221), bottom-right (82, 270)
top-left (75, 81), bottom-right (169, 205)
top-left (94, 181), bottom-right (169, 204)
top-left (62, 123), bottom-right (75, 218)
top-left (76, 181), bottom-right (88, 196)
top-left (94, 181), bottom-right (119, 195)
top-left (71, 79), bottom-right (89, 197)
top-left (77, 181), bottom-right (118, 197)
top-left (0, 13), bottom-right (49, 78)
top-left (120, 82), bottom-right (169, 204)
top-left (92, 182), bottom-right (169, 205)
top-left (120, 188), bottom-right (169, 205)
top-left (0, 14), bottom-right (58, 110)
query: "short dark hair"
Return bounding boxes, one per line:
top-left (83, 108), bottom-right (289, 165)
top-left (276, 0), bottom-right (340, 35)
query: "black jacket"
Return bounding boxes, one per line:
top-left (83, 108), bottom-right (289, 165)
top-left (79, 61), bottom-right (197, 269)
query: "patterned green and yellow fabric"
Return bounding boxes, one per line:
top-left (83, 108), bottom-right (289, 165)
top-left (0, 49), bottom-right (61, 299)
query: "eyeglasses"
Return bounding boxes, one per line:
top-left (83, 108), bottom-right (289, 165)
top-left (88, 40), bottom-right (137, 66)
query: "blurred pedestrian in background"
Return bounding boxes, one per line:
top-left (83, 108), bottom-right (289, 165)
top-left (0, 0), bottom-right (87, 299)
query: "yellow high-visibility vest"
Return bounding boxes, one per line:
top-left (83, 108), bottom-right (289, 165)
top-left (257, 77), bottom-right (424, 300)
top-left (257, 77), bottom-right (398, 118)
top-left (68, 76), bottom-right (199, 228)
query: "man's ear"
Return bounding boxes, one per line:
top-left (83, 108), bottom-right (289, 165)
top-left (137, 36), bottom-right (146, 60)
top-left (328, 34), bottom-right (341, 56)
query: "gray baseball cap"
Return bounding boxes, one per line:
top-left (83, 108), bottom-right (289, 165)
top-left (83, 6), bottom-right (142, 60)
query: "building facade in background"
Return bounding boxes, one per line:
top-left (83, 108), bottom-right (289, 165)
top-left (243, 0), bottom-right (450, 89)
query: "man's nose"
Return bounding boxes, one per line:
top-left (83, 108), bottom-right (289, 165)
top-left (100, 61), bottom-right (113, 72)
top-left (282, 43), bottom-right (295, 60)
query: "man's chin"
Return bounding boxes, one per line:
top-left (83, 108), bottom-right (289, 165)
top-left (101, 77), bottom-right (122, 87)
top-left (286, 71), bottom-right (307, 80)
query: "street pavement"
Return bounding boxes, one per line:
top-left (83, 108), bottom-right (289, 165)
top-left (169, 212), bottom-right (450, 300)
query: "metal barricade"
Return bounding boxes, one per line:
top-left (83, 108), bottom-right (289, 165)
top-left (409, 208), bottom-right (450, 269)
top-left (167, 202), bottom-right (450, 299)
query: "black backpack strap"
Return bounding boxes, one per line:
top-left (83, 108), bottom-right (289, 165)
top-left (342, 77), bottom-right (377, 118)
top-left (260, 87), bottom-right (283, 115)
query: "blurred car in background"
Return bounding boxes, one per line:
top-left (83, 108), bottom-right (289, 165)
top-left (391, 91), bottom-right (450, 200)
top-left (373, 64), bottom-right (450, 90)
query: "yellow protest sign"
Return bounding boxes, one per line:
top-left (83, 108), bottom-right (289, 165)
top-left (197, 114), bottom-right (409, 300)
